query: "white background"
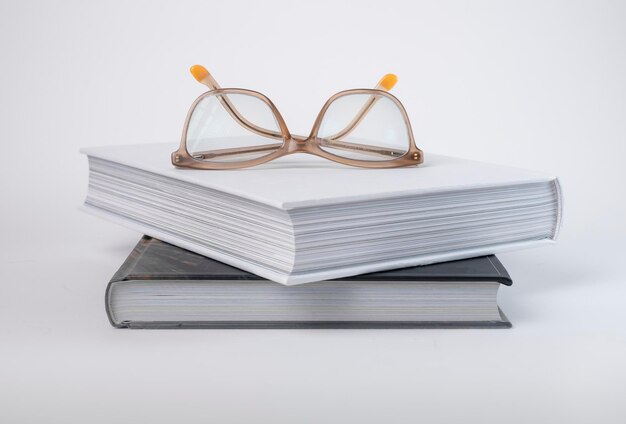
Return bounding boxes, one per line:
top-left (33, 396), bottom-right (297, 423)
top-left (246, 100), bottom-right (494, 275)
top-left (1, 1), bottom-right (625, 422)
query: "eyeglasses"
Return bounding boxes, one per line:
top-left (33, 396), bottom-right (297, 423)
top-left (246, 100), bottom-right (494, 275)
top-left (172, 65), bottom-right (423, 170)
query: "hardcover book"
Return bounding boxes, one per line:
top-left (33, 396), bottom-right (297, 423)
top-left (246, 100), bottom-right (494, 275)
top-left (82, 142), bottom-right (561, 285)
top-left (106, 236), bottom-right (513, 329)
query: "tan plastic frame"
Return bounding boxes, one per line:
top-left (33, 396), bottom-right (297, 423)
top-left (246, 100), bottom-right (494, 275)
top-left (172, 88), bottom-right (423, 170)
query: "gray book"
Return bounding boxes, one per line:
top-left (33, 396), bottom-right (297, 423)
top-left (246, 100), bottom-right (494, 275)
top-left (106, 236), bottom-right (513, 329)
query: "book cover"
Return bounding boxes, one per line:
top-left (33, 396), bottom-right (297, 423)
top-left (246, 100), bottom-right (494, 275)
top-left (106, 236), bottom-right (512, 329)
top-left (82, 142), bottom-right (560, 285)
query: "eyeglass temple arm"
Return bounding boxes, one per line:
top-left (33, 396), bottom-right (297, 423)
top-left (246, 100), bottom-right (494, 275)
top-left (191, 138), bottom-right (406, 160)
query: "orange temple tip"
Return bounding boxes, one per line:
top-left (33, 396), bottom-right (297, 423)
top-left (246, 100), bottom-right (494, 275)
top-left (190, 65), bottom-right (209, 82)
top-left (379, 74), bottom-right (398, 91)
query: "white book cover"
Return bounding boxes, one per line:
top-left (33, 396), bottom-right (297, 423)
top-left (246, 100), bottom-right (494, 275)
top-left (81, 142), bottom-right (562, 284)
top-left (81, 142), bottom-right (562, 210)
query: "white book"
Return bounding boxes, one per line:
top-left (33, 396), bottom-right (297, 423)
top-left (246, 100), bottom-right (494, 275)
top-left (81, 142), bottom-right (562, 285)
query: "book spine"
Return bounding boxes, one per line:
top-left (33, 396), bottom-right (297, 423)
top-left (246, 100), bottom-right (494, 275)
top-left (552, 177), bottom-right (563, 240)
top-left (105, 236), bottom-right (153, 328)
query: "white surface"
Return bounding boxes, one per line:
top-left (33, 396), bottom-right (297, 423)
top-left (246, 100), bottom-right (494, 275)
top-left (1, 1), bottom-right (625, 423)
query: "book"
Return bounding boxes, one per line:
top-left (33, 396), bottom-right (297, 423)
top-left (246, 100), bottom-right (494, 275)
top-left (106, 236), bottom-right (513, 329)
top-left (82, 142), bottom-right (561, 285)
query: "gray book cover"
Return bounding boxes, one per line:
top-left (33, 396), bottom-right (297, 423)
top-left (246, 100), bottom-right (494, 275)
top-left (106, 236), bottom-right (512, 329)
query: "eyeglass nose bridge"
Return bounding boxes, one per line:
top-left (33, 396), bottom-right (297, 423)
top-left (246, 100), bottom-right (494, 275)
top-left (284, 134), bottom-right (325, 155)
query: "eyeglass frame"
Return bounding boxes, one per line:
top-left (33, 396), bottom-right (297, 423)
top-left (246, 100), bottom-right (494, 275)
top-left (172, 86), bottom-right (424, 170)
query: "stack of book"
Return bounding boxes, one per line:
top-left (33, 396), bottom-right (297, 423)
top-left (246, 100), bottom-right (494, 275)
top-left (82, 143), bottom-right (562, 328)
